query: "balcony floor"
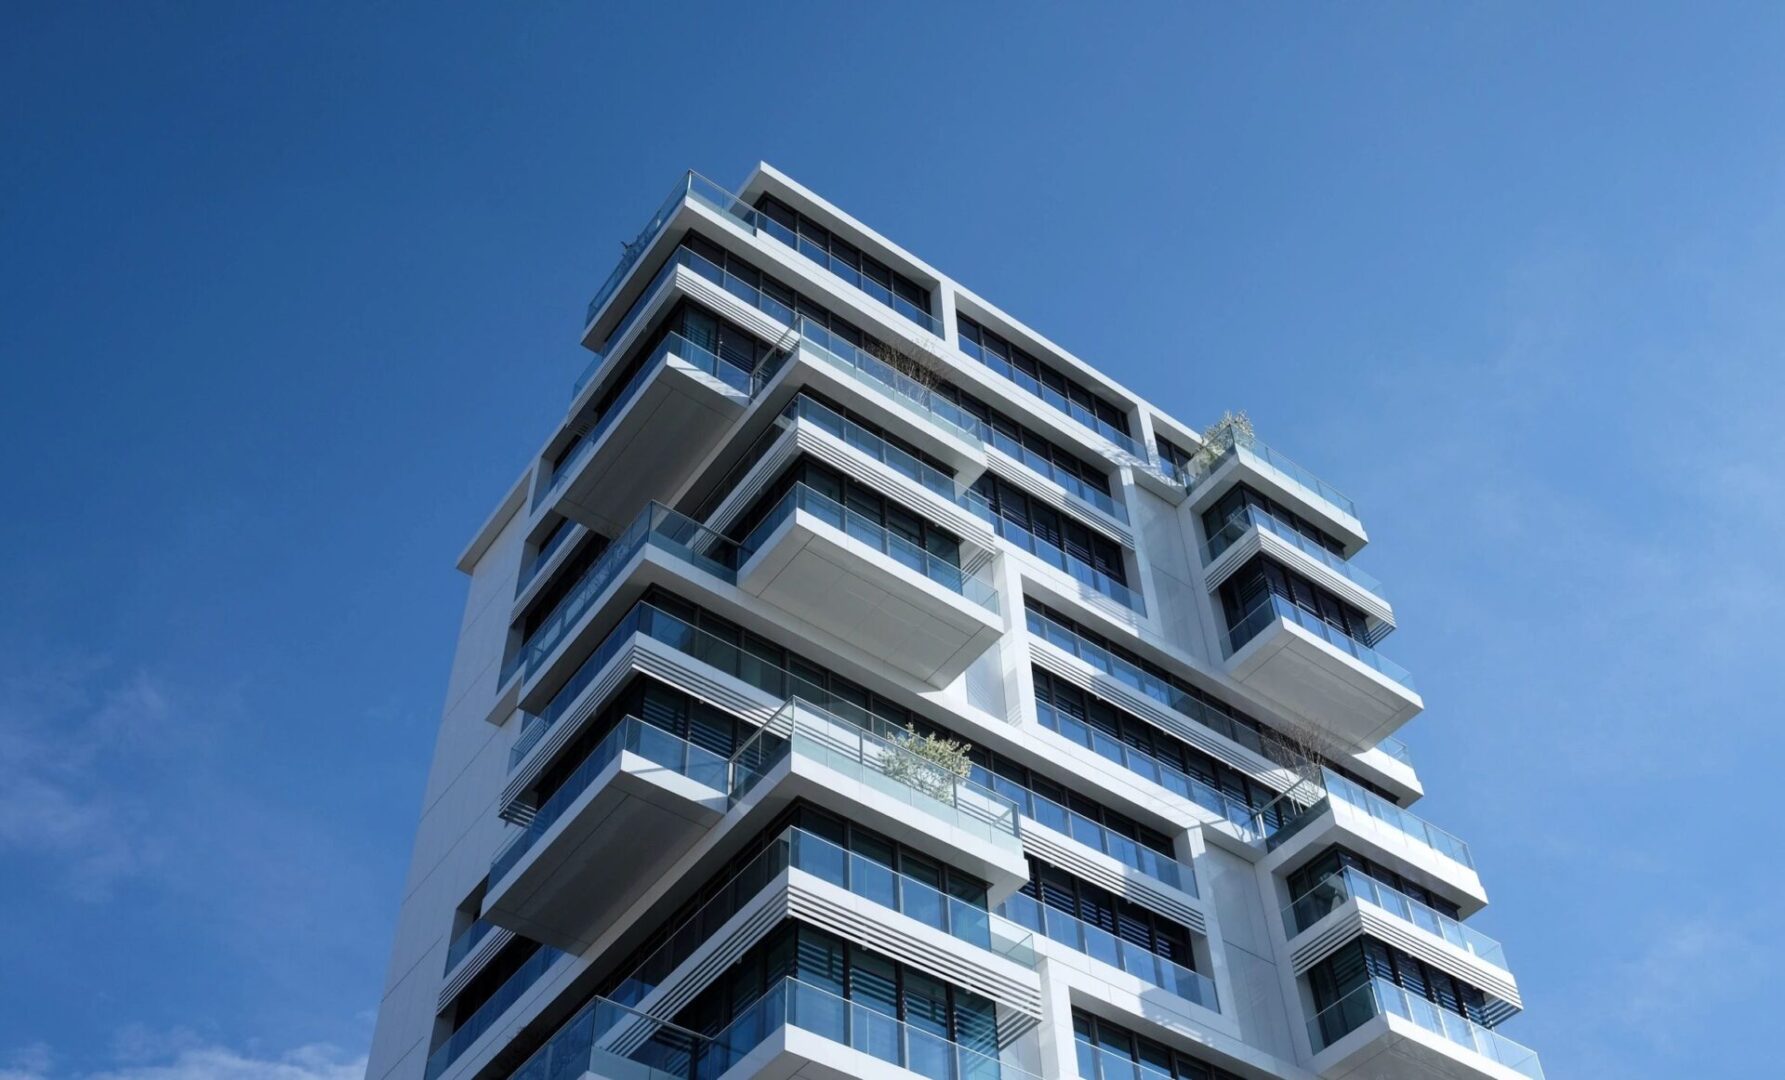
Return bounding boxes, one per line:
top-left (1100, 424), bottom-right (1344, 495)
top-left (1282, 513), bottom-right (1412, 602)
top-left (737, 509), bottom-right (1002, 688)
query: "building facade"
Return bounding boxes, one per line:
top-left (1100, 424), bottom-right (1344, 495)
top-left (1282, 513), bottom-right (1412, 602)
top-left (366, 165), bottom-right (1539, 1080)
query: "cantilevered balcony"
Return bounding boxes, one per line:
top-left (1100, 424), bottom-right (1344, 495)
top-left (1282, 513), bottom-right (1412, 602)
top-left (1283, 867), bottom-right (1520, 1019)
top-left (1307, 976), bottom-right (1543, 1080)
top-left (734, 483), bottom-right (1002, 688)
top-left (423, 941), bottom-right (566, 1080)
top-left (604, 823), bottom-right (1036, 1020)
top-left (535, 331), bottom-right (752, 533)
top-left (510, 503), bottom-right (739, 701)
top-left (1184, 429), bottom-right (1367, 553)
top-left (1256, 771), bottom-right (1486, 914)
top-left (481, 717), bottom-right (729, 951)
top-left (582, 171), bottom-right (946, 348)
top-left (764, 318), bottom-right (992, 470)
top-left (507, 992), bottom-right (711, 1080)
top-left (729, 699), bottom-right (1030, 895)
top-left (1203, 504), bottom-right (1392, 630)
top-left (1223, 592), bottom-right (1421, 750)
top-left (780, 393), bottom-right (998, 544)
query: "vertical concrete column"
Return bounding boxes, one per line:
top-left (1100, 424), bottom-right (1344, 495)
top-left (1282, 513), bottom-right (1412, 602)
top-left (935, 281), bottom-right (959, 350)
top-left (999, 556), bottom-right (1040, 728)
top-left (1033, 960), bottom-right (1080, 1080)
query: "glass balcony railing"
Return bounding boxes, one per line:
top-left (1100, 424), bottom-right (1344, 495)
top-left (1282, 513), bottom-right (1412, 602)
top-left (783, 318), bottom-right (990, 446)
top-left (738, 482), bottom-right (1000, 613)
top-left (993, 516), bottom-right (1144, 615)
top-left (610, 825), bottom-right (1031, 1012)
top-left (755, 219), bottom-right (944, 336)
top-left (491, 717), bottom-right (729, 885)
top-left (442, 917), bottom-right (498, 975)
top-left (546, 330), bottom-right (755, 504)
top-left (1283, 866), bottom-right (1508, 969)
top-left (1255, 770), bottom-right (1472, 870)
top-left (1308, 977), bottom-right (1542, 1078)
top-left (702, 977), bottom-right (1040, 1080)
top-left (1375, 736), bottom-right (1413, 767)
top-left (509, 990), bottom-right (713, 1080)
top-left (1154, 454), bottom-right (1190, 486)
top-left (1186, 429), bottom-right (1359, 522)
top-left (521, 598), bottom-right (982, 781)
top-left (591, 163), bottom-right (952, 343)
top-left (1224, 593), bottom-right (1414, 691)
top-left (1322, 771), bottom-right (1473, 868)
top-left (423, 943), bottom-right (565, 1080)
top-left (516, 502), bottom-right (739, 684)
top-left (1204, 505), bottom-right (1386, 599)
top-left (997, 893), bottom-right (1217, 1011)
top-left (583, 174), bottom-right (700, 330)
top-left (959, 339), bottom-right (1143, 460)
top-left (785, 395), bottom-right (993, 519)
top-left (984, 429), bottom-right (1128, 524)
top-left (779, 827), bottom-right (1034, 964)
top-left (730, 698), bottom-right (1021, 847)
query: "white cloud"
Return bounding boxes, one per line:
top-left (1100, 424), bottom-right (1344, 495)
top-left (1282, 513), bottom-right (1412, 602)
top-left (0, 663), bottom-right (170, 900)
top-left (0, 1043), bottom-right (364, 1080)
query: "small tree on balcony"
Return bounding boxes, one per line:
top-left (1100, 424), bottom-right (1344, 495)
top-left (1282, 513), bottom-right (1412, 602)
top-left (866, 338), bottom-right (945, 393)
top-left (1188, 410), bottom-right (1255, 476)
top-left (883, 723), bottom-right (974, 802)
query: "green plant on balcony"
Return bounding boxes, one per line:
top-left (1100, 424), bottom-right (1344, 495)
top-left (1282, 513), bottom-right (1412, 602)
top-left (882, 724), bottom-right (973, 802)
top-left (1188, 409), bottom-right (1255, 478)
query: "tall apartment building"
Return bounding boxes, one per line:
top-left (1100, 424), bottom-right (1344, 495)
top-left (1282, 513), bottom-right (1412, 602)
top-left (366, 165), bottom-right (1539, 1080)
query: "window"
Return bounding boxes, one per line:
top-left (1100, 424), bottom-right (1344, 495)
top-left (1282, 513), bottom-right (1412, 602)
top-left (958, 315), bottom-right (1131, 438)
top-left (1155, 435), bottom-right (1196, 479)
top-left (1032, 668), bottom-right (1292, 826)
top-left (1218, 556), bottom-right (1379, 651)
top-left (1307, 939), bottom-right (1492, 1028)
top-left (974, 473), bottom-right (1126, 582)
top-left (1202, 483), bottom-right (1346, 557)
top-left (728, 455), bottom-right (966, 569)
top-left (935, 380), bottom-right (1115, 497)
top-left (514, 530), bottom-right (612, 641)
top-left (527, 675), bottom-right (758, 810)
top-left (1019, 857), bottom-right (1196, 967)
top-left (1072, 1010), bottom-right (1248, 1080)
top-left (1286, 845), bottom-right (1462, 920)
top-left (673, 922), bottom-right (1003, 1060)
top-left (754, 194), bottom-right (934, 326)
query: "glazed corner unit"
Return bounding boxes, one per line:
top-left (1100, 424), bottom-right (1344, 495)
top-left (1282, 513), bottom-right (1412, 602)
top-left (366, 163), bottom-right (1538, 1080)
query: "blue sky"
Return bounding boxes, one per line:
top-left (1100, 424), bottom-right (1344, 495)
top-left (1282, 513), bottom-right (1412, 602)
top-left (1, 3), bottom-right (1778, 1077)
